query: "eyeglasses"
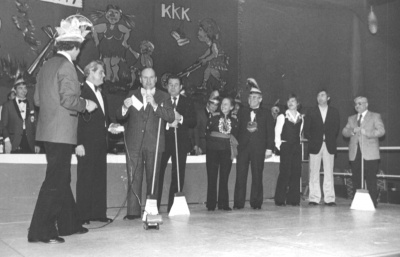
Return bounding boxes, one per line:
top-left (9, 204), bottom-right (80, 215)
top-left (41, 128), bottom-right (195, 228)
top-left (354, 102), bottom-right (366, 106)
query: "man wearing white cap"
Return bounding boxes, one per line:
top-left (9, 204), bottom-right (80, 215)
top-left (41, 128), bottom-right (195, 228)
top-left (234, 78), bottom-right (274, 210)
top-left (28, 15), bottom-right (97, 244)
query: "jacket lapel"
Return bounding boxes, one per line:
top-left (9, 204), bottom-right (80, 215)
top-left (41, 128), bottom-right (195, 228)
top-left (13, 99), bottom-right (23, 120)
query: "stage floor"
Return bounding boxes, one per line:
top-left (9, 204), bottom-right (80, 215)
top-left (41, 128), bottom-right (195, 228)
top-left (1, 198), bottom-right (400, 257)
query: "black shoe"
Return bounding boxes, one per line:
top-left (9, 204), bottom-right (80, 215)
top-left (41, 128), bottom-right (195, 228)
top-left (81, 219), bottom-right (90, 225)
top-left (207, 207), bottom-right (215, 211)
top-left (222, 207), bottom-right (232, 211)
top-left (308, 202), bottom-right (319, 206)
top-left (287, 202), bottom-right (300, 206)
top-left (324, 202), bottom-right (337, 207)
top-left (275, 202), bottom-right (286, 207)
top-left (233, 206), bottom-right (243, 210)
top-left (252, 206), bottom-right (261, 210)
top-left (75, 227), bottom-right (89, 235)
top-left (91, 217), bottom-right (113, 223)
top-left (123, 215), bottom-right (141, 220)
top-left (28, 236), bottom-right (65, 244)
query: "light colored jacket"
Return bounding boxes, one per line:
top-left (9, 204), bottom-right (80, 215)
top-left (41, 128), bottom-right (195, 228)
top-left (342, 111), bottom-right (385, 161)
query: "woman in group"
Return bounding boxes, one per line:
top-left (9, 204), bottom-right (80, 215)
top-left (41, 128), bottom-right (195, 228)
top-left (206, 97), bottom-right (238, 211)
top-left (274, 94), bottom-right (304, 206)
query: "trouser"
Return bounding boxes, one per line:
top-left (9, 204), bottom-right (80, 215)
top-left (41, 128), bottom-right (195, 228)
top-left (274, 143), bottom-right (302, 204)
top-left (309, 142), bottom-right (335, 203)
top-left (126, 150), bottom-right (161, 216)
top-left (351, 145), bottom-right (379, 206)
top-left (28, 142), bottom-right (82, 240)
top-left (234, 146), bottom-right (265, 208)
top-left (206, 148), bottom-right (233, 209)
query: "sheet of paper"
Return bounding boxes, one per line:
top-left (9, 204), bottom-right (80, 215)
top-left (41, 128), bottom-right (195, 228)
top-left (131, 94), bottom-right (144, 111)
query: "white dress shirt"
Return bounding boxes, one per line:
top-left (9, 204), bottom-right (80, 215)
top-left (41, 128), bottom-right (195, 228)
top-left (274, 110), bottom-right (304, 150)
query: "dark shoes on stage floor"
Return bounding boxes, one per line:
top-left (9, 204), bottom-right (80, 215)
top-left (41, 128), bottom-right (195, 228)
top-left (233, 206), bottom-right (243, 210)
top-left (91, 217), bottom-right (113, 223)
top-left (207, 207), bottom-right (215, 211)
top-left (81, 219), bottom-right (90, 225)
top-left (75, 227), bottom-right (89, 234)
top-left (252, 206), bottom-right (262, 210)
top-left (324, 202), bottom-right (337, 207)
top-left (287, 202), bottom-right (300, 206)
top-left (218, 207), bottom-right (232, 211)
top-left (275, 202), bottom-right (286, 207)
top-left (28, 236), bottom-right (65, 244)
top-left (123, 215), bottom-right (141, 220)
top-left (309, 202), bottom-right (319, 206)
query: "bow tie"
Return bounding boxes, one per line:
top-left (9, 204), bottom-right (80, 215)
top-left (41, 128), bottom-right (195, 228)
top-left (251, 108), bottom-right (259, 113)
top-left (18, 99), bottom-right (27, 104)
top-left (141, 88), bottom-right (156, 96)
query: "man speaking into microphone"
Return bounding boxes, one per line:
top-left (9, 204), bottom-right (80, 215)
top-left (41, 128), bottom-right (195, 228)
top-left (116, 68), bottom-right (175, 220)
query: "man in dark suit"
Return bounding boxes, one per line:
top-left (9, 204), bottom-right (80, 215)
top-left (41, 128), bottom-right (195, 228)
top-left (116, 68), bottom-right (175, 220)
top-left (193, 91), bottom-right (219, 155)
top-left (233, 78), bottom-right (274, 210)
top-left (304, 89), bottom-right (340, 206)
top-left (28, 16), bottom-right (97, 244)
top-left (1, 79), bottom-right (39, 154)
top-left (157, 75), bottom-right (197, 212)
top-left (342, 96), bottom-right (385, 207)
top-left (75, 60), bottom-right (113, 224)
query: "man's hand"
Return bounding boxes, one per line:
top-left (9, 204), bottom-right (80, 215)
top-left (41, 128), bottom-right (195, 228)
top-left (109, 123), bottom-right (123, 134)
top-left (75, 145), bottom-right (85, 157)
top-left (146, 94), bottom-right (157, 108)
top-left (174, 110), bottom-right (182, 122)
top-left (123, 98), bottom-right (133, 109)
top-left (86, 100), bottom-right (98, 112)
top-left (194, 145), bottom-right (203, 155)
top-left (353, 127), bottom-right (362, 135)
top-left (168, 120), bottom-right (179, 128)
top-left (34, 146), bottom-right (40, 154)
top-left (265, 149), bottom-right (272, 159)
top-left (5, 141), bottom-right (12, 153)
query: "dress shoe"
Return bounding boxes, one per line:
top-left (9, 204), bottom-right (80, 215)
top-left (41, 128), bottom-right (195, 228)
top-left (275, 202), bottom-right (286, 207)
top-left (252, 206), bottom-right (261, 210)
top-left (308, 202), bottom-right (319, 206)
top-left (324, 202), bottom-right (337, 207)
top-left (91, 217), bottom-right (113, 223)
top-left (28, 236), bottom-right (65, 244)
top-left (233, 206), bottom-right (243, 210)
top-left (123, 215), bottom-right (141, 220)
top-left (207, 207), bottom-right (215, 211)
top-left (222, 207), bottom-right (232, 211)
top-left (287, 202), bottom-right (300, 206)
top-left (75, 227), bottom-right (89, 234)
top-left (81, 219), bottom-right (90, 225)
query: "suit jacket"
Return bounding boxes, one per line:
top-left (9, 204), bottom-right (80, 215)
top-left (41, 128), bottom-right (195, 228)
top-left (165, 95), bottom-right (197, 154)
top-left (115, 88), bottom-right (175, 154)
top-left (77, 83), bottom-right (110, 148)
top-left (237, 106), bottom-right (274, 152)
top-left (304, 106), bottom-right (340, 155)
top-left (342, 111), bottom-right (385, 161)
top-left (34, 54), bottom-right (86, 144)
top-left (0, 98), bottom-right (36, 151)
top-left (194, 106), bottom-right (211, 153)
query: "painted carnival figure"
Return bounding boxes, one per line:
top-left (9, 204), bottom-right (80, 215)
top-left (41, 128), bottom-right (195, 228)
top-left (91, 5), bottom-right (138, 83)
top-left (197, 18), bottom-right (228, 91)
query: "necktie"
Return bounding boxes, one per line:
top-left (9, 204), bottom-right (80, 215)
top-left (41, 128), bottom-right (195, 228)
top-left (94, 86), bottom-right (101, 92)
top-left (357, 114), bottom-right (362, 127)
top-left (18, 99), bottom-right (27, 104)
top-left (172, 97), bottom-right (177, 108)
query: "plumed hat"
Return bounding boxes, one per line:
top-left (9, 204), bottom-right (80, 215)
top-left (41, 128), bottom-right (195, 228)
top-left (208, 90), bottom-right (220, 105)
top-left (55, 14), bottom-right (93, 42)
top-left (247, 78), bottom-right (262, 95)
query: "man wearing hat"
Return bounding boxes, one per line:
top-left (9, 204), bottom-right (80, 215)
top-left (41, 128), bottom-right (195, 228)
top-left (193, 90), bottom-right (219, 155)
top-left (234, 78), bottom-right (274, 209)
top-left (28, 15), bottom-right (97, 244)
top-left (1, 78), bottom-right (40, 153)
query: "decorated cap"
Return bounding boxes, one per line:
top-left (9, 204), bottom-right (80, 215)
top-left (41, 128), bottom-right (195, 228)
top-left (208, 90), bottom-right (220, 105)
top-left (55, 14), bottom-right (93, 42)
top-left (13, 78), bottom-right (26, 87)
top-left (247, 78), bottom-right (262, 95)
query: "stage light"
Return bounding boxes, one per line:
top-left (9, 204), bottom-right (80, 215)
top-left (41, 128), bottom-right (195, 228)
top-left (368, 6), bottom-right (378, 34)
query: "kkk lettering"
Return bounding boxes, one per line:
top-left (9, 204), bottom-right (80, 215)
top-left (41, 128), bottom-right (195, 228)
top-left (161, 3), bottom-right (190, 21)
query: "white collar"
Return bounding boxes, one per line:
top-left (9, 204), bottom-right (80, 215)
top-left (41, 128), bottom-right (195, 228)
top-left (86, 80), bottom-right (96, 92)
top-left (57, 51), bottom-right (73, 63)
top-left (141, 87), bottom-right (155, 96)
top-left (359, 110), bottom-right (368, 118)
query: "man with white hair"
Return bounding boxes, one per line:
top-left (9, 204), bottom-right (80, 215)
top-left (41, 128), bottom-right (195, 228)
top-left (28, 15), bottom-right (97, 244)
top-left (342, 96), bottom-right (385, 207)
